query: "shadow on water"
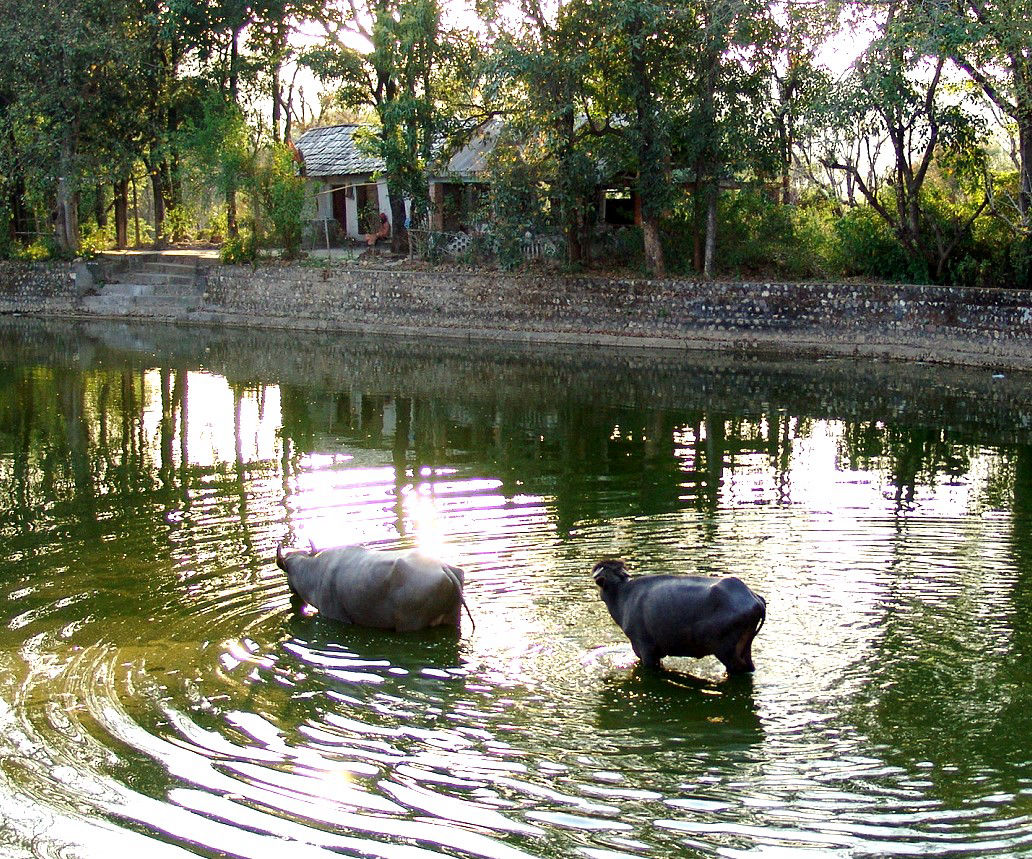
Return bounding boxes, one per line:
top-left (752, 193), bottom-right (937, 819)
top-left (595, 665), bottom-right (763, 748)
top-left (281, 610), bottom-right (465, 674)
top-left (7, 318), bottom-right (1032, 856)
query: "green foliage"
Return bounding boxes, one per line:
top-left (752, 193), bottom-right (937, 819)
top-left (0, 0), bottom-right (1027, 285)
top-left (833, 207), bottom-right (916, 282)
top-left (718, 191), bottom-right (796, 276)
top-left (790, 204), bottom-right (840, 279)
top-left (163, 207), bottom-right (195, 243)
top-left (0, 209), bottom-right (13, 261)
top-left (484, 145), bottom-right (552, 270)
top-left (207, 212), bottom-right (228, 243)
top-left (79, 222), bottom-right (113, 258)
top-left (184, 95), bottom-right (254, 199)
top-left (659, 189), bottom-right (841, 280)
top-left (15, 237), bottom-right (60, 261)
top-left (717, 191), bottom-right (842, 280)
top-left (255, 143), bottom-right (306, 257)
top-left (219, 230), bottom-right (259, 263)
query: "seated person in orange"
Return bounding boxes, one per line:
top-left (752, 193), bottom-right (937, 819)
top-left (366, 213), bottom-right (390, 246)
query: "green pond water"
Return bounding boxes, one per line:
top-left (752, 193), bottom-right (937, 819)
top-left (2, 317), bottom-right (1032, 858)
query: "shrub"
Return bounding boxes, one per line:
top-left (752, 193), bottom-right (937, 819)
top-left (660, 189), bottom-right (838, 280)
top-left (788, 202), bottom-right (839, 279)
top-left (831, 206), bottom-right (917, 282)
top-left (17, 237), bottom-right (58, 261)
top-left (257, 143), bottom-right (306, 258)
top-left (207, 212), bottom-right (228, 244)
top-left (716, 190), bottom-right (796, 276)
top-left (164, 206), bottom-right (194, 243)
top-left (79, 222), bottom-right (113, 257)
top-left (219, 230), bottom-right (259, 264)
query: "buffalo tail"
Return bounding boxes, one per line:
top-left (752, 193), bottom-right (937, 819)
top-left (443, 565), bottom-right (476, 635)
top-left (754, 594), bottom-right (766, 635)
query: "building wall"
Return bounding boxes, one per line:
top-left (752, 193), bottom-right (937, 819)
top-left (310, 177), bottom-right (393, 239)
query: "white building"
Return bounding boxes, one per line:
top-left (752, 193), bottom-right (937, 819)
top-left (294, 124), bottom-right (391, 244)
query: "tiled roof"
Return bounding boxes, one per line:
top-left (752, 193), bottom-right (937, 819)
top-left (295, 125), bottom-right (384, 178)
top-left (433, 119), bottom-right (501, 178)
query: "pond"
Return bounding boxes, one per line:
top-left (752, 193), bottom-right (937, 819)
top-left (2, 317), bottom-right (1032, 858)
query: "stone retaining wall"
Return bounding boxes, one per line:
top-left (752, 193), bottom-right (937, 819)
top-left (3, 258), bottom-right (1032, 369)
top-left (203, 265), bottom-right (1032, 367)
top-left (0, 260), bottom-right (79, 313)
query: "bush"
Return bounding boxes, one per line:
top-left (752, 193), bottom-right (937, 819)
top-left (79, 222), bottom-right (113, 257)
top-left (832, 206), bottom-right (917, 282)
top-left (258, 143), bottom-right (306, 258)
top-left (15, 236), bottom-right (59, 260)
top-left (219, 230), bottom-right (259, 264)
top-left (716, 190), bottom-right (796, 276)
top-left (788, 202), bottom-right (840, 279)
top-left (658, 189), bottom-right (838, 280)
top-left (207, 212), bottom-right (228, 244)
top-left (0, 211), bottom-right (13, 260)
top-left (164, 207), bottom-right (194, 243)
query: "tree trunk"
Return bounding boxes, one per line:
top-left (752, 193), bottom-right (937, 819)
top-left (627, 10), bottom-right (666, 278)
top-left (272, 73), bottom-right (282, 144)
top-left (389, 193), bottom-right (407, 254)
top-left (566, 219), bottom-right (582, 266)
top-left (150, 162), bottom-right (166, 248)
top-left (271, 23), bottom-right (287, 143)
top-left (55, 130), bottom-right (79, 255)
top-left (642, 215), bottom-right (665, 278)
top-left (131, 172), bottom-right (141, 247)
top-left (226, 26), bottom-right (241, 238)
top-left (1019, 107), bottom-right (1032, 224)
top-left (113, 179), bottom-right (128, 249)
top-left (227, 186), bottom-right (238, 238)
top-left (94, 184), bottom-right (107, 229)
top-left (703, 183), bottom-right (718, 280)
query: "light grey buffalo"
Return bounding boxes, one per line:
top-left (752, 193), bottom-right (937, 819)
top-left (277, 543), bottom-right (473, 632)
top-left (592, 559), bottom-right (765, 674)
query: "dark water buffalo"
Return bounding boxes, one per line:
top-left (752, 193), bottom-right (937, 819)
top-left (277, 543), bottom-right (473, 632)
top-left (592, 559), bottom-right (765, 674)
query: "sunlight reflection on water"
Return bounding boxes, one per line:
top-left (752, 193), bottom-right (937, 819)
top-left (2, 322), bottom-right (1032, 857)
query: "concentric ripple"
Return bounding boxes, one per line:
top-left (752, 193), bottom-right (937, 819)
top-left (2, 322), bottom-right (1032, 857)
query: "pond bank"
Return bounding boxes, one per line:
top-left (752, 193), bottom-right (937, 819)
top-left (2, 257), bottom-right (1031, 371)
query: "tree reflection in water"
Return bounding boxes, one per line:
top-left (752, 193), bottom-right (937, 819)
top-left (4, 320), bottom-right (1032, 855)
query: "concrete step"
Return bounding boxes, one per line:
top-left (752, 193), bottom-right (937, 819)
top-left (137, 261), bottom-right (199, 276)
top-left (98, 280), bottom-right (201, 297)
top-left (98, 252), bottom-right (207, 289)
top-left (121, 271), bottom-right (197, 287)
top-left (83, 292), bottom-right (201, 315)
top-left (99, 251), bottom-right (205, 266)
top-left (100, 283), bottom-right (155, 298)
top-left (140, 295), bottom-right (202, 312)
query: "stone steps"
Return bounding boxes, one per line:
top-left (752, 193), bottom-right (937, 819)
top-left (87, 251), bottom-right (208, 317)
top-left (82, 292), bottom-right (202, 315)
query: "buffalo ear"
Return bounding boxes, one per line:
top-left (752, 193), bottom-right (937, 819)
top-left (592, 559), bottom-right (629, 586)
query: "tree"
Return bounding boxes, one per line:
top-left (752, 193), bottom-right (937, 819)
top-left (304, 0), bottom-right (478, 254)
top-left (485, 0), bottom-right (606, 266)
top-left (767, 1), bottom-right (839, 205)
top-left (939, 0), bottom-right (1032, 284)
top-left (575, 0), bottom-right (776, 278)
top-left (0, 0), bottom-right (148, 254)
top-left (257, 141), bottom-right (307, 256)
top-left (824, 1), bottom-right (991, 282)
